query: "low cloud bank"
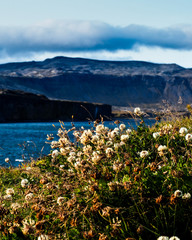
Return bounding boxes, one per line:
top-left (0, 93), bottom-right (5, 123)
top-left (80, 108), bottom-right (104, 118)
top-left (0, 20), bottom-right (191, 58)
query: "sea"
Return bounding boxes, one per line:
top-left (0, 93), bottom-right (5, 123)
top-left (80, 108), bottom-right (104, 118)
top-left (0, 119), bottom-right (156, 167)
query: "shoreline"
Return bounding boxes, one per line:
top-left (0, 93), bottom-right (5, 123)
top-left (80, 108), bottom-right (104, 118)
top-left (112, 110), bottom-right (190, 119)
top-left (0, 110), bottom-right (190, 124)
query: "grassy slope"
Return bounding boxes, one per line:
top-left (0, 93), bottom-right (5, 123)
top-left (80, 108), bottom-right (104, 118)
top-left (0, 111), bottom-right (192, 240)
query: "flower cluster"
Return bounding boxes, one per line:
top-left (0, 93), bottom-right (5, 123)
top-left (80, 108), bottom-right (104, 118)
top-left (0, 108), bottom-right (192, 240)
top-left (157, 237), bottom-right (180, 240)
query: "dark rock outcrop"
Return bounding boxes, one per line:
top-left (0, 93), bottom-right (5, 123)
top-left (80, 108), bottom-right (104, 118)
top-left (0, 89), bottom-right (111, 122)
top-left (0, 56), bottom-right (192, 109)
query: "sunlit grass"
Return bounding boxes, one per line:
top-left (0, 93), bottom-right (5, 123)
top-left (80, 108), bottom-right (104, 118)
top-left (0, 108), bottom-right (191, 240)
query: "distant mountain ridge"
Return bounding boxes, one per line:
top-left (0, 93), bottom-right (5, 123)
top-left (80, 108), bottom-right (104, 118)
top-left (0, 56), bottom-right (192, 109)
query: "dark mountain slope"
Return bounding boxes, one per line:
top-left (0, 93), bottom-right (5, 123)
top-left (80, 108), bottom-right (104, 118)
top-left (0, 56), bottom-right (191, 108)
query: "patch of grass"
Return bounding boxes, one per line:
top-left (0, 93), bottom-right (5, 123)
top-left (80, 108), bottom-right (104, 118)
top-left (0, 108), bottom-right (192, 240)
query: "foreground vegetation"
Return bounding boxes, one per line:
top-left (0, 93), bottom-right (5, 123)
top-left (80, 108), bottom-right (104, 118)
top-left (0, 108), bottom-right (192, 240)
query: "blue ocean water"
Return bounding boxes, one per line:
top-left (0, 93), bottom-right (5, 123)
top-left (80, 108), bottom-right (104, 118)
top-left (0, 119), bottom-right (156, 167)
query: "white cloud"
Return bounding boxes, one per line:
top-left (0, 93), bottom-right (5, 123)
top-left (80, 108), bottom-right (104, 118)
top-left (0, 21), bottom-right (192, 52)
top-left (0, 20), bottom-right (192, 67)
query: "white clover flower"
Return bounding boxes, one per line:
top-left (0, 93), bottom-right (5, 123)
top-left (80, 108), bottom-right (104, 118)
top-left (107, 131), bottom-right (112, 138)
top-left (96, 124), bottom-right (105, 134)
top-left (134, 107), bottom-right (143, 115)
top-left (105, 148), bottom-right (114, 157)
top-left (91, 135), bottom-right (99, 143)
top-left (57, 128), bottom-right (68, 137)
top-left (157, 145), bottom-right (167, 152)
top-left (80, 130), bottom-right (92, 144)
top-left (182, 192), bottom-right (191, 200)
top-left (179, 127), bottom-right (188, 136)
top-left (140, 150), bottom-right (149, 158)
top-left (120, 134), bottom-right (129, 142)
top-left (57, 128), bottom-right (63, 135)
top-left (97, 139), bottom-right (105, 146)
top-left (119, 124), bottom-right (126, 131)
top-left (52, 149), bottom-right (59, 158)
top-left (126, 128), bottom-right (132, 134)
top-left (113, 164), bottom-right (119, 172)
top-left (174, 190), bottom-right (183, 198)
top-left (157, 236), bottom-right (169, 240)
top-left (25, 193), bottom-right (34, 202)
top-left (157, 145), bottom-right (168, 157)
top-left (3, 194), bottom-right (12, 200)
top-left (60, 147), bottom-right (69, 156)
top-left (73, 130), bottom-right (80, 138)
top-left (6, 188), bottom-right (14, 195)
top-left (5, 158), bottom-right (10, 163)
top-left (134, 107), bottom-right (141, 114)
top-left (38, 235), bottom-right (49, 240)
top-left (77, 151), bottom-right (83, 157)
top-left (120, 141), bottom-right (125, 146)
top-left (80, 136), bottom-right (89, 145)
top-left (67, 156), bottom-right (75, 163)
top-left (74, 161), bottom-right (81, 169)
top-left (59, 137), bottom-right (69, 145)
top-left (162, 124), bottom-right (172, 130)
top-left (108, 182), bottom-right (116, 191)
top-left (83, 145), bottom-right (92, 154)
top-left (21, 179), bottom-right (29, 188)
top-left (157, 237), bottom-right (169, 240)
top-left (114, 143), bottom-right (121, 150)
top-left (51, 140), bottom-right (58, 148)
top-left (153, 132), bottom-right (160, 139)
top-left (113, 162), bottom-right (124, 172)
top-left (21, 224), bottom-right (31, 235)
top-left (114, 127), bottom-right (120, 132)
top-left (185, 133), bottom-right (192, 142)
top-left (92, 151), bottom-right (101, 164)
top-left (169, 237), bottom-right (180, 240)
top-left (69, 151), bottom-right (76, 157)
top-left (110, 130), bottom-right (119, 138)
top-left (85, 129), bottom-right (93, 137)
top-left (11, 203), bottom-right (21, 211)
top-left (57, 196), bottom-right (66, 206)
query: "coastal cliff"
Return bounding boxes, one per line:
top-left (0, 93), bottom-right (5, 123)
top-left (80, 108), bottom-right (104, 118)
top-left (0, 89), bottom-right (112, 122)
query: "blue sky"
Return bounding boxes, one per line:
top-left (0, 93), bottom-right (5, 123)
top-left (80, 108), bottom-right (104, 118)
top-left (0, 0), bottom-right (192, 67)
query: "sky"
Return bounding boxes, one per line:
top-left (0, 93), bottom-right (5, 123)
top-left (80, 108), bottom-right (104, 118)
top-left (0, 0), bottom-right (192, 67)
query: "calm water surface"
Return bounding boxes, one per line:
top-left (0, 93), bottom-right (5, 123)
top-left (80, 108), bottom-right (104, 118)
top-left (0, 119), bottom-right (156, 166)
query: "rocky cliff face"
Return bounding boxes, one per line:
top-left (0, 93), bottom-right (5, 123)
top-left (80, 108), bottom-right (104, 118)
top-left (0, 56), bottom-right (192, 109)
top-left (0, 89), bottom-right (111, 122)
